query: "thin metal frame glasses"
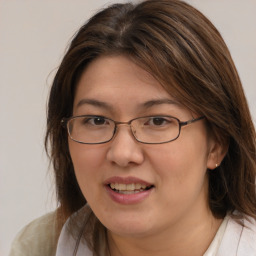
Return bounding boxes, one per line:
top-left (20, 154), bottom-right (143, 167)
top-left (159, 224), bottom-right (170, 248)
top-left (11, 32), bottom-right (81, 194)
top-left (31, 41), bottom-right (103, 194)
top-left (61, 115), bottom-right (205, 145)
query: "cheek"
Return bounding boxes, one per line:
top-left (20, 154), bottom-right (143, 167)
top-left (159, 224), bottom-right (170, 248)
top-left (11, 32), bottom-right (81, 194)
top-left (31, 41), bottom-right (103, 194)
top-left (68, 141), bottom-right (107, 190)
top-left (147, 143), bottom-right (209, 217)
top-left (148, 139), bottom-right (209, 191)
top-left (69, 140), bottom-right (106, 168)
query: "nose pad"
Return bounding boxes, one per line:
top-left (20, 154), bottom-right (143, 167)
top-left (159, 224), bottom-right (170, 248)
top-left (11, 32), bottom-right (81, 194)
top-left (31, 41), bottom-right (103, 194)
top-left (106, 125), bottom-right (144, 167)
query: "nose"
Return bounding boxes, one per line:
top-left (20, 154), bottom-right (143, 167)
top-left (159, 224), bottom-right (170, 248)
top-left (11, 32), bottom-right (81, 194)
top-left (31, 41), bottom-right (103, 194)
top-left (106, 125), bottom-right (144, 167)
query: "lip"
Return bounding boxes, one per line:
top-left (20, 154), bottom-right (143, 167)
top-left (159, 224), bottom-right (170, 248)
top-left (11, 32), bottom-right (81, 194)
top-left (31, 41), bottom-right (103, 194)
top-left (104, 176), bottom-right (152, 186)
top-left (104, 176), bottom-right (154, 205)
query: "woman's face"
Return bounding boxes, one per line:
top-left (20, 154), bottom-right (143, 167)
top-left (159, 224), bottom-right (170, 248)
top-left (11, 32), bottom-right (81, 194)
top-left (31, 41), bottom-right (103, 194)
top-left (69, 55), bottom-right (220, 238)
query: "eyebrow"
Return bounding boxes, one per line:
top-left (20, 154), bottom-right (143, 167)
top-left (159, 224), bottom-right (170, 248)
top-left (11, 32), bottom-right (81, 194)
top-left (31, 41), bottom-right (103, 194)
top-left (142, 99), bottom-right (180, 108)
top-left (75, 98), bottom-right (180, 111)
top-left (76, 99), bottom-right (114, 111)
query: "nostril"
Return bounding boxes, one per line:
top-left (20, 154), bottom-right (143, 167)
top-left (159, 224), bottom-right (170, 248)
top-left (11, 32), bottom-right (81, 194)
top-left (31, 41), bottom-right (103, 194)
top-left (106, 128), bottom-right (144, 167)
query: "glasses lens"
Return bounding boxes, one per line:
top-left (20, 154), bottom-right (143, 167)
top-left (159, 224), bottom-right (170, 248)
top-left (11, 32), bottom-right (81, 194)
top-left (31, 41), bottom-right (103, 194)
top-left (67, 116), bottom-right (115, 144)
top-left (131, 116), bottom-right (180, 143)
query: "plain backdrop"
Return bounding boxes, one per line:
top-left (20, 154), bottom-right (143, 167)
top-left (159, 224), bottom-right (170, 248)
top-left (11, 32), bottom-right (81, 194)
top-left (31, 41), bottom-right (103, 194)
top-left (0, 0), bottom-right (255, 255)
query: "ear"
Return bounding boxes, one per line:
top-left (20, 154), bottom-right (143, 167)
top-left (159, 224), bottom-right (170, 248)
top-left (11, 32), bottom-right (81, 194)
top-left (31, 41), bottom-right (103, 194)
top-left (206, 137), bottom-right (229, 170)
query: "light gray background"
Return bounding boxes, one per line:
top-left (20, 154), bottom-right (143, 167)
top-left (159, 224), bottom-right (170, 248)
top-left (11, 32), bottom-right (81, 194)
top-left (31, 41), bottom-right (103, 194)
top-left (0, 0), bottom-right (255, 255)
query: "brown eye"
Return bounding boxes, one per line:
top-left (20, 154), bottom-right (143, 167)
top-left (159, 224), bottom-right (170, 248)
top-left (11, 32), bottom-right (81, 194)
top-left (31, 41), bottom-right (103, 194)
top-left (81, 116), bottom-right (109, 126)
top-left (92, 117), bottom-right (107, 125)
top-left (144, 117), bottom-right (171, 126)
top-left (152, 117), bottom-right (166, 126)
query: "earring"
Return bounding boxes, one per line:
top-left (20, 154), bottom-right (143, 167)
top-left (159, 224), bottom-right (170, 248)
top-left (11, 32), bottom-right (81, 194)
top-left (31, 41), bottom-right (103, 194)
top-left (215, 163), bottom-right (218, 168)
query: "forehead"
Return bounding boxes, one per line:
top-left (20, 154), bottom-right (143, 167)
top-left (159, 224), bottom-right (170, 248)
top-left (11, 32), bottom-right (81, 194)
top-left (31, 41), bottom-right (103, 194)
top-left (74, 55), bottom-right (172, 103)
top-left (72, 55), bottom-right (191, 118)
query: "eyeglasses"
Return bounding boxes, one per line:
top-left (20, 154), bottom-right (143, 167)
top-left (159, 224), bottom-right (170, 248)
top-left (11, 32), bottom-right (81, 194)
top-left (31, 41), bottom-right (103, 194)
top-left (61, 115), bottom-right (204, 144)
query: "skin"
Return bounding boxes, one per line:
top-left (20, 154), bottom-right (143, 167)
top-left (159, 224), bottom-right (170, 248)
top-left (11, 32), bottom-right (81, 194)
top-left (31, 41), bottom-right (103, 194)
top-left (68, 55), bottom-right (226, 256)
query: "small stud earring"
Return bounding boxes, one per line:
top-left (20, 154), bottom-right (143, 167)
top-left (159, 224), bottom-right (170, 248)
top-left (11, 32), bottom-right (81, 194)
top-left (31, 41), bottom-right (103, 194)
top-left (215, 163), bottom-right (218, 168)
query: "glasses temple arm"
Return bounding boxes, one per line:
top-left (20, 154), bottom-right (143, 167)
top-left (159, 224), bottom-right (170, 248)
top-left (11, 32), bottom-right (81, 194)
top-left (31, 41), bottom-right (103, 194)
top-left (180, 116), bottom-right (205, 127)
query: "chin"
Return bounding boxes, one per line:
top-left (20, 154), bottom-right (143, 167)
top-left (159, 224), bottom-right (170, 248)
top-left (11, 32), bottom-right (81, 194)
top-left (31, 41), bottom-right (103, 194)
top-left (100, 213), bottom-right (155, 237)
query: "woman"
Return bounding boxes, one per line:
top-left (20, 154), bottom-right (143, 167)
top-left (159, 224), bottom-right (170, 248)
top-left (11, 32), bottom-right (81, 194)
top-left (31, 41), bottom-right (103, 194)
top-left (10, 0), bottom-right (256, 255)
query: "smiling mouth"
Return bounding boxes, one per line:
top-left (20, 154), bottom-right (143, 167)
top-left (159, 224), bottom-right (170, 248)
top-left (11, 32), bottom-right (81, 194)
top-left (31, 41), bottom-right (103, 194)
top-left (108, 183), bottom-right (154, 194)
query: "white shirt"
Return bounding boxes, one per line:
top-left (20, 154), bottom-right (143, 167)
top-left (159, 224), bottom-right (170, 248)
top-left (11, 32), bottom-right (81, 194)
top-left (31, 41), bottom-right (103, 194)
top-left (203, 215), bottom-right (229, 256)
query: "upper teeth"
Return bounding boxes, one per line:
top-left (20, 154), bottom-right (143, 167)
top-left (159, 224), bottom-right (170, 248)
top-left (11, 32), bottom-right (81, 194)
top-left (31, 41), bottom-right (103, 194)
top-left (110, 183), bottom-right (147, 191)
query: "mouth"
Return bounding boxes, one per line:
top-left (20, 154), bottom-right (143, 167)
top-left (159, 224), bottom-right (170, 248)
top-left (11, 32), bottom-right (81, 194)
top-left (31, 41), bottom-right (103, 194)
top-left (108, 183), bottom-right (154, 194)
top-left (104, 176), bottom-right (154, 204)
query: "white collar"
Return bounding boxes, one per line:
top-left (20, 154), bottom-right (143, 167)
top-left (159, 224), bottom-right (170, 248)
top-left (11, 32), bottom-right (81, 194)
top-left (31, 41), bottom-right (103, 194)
top-left (204, 215), bottom-right (229, 256)
top-left (55, 217), bottom-right (93, 256)
top-left (216, 215), bottom-right (256, 256)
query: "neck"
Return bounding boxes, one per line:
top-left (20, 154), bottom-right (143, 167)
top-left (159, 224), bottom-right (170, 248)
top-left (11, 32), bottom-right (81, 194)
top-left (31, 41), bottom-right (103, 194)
top-left (107, 211), bottom-right (223, 256)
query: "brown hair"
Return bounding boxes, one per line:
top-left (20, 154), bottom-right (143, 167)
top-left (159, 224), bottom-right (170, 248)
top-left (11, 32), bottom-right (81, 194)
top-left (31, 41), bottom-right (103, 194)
top-left (45, 0), bottom-right (256, 230)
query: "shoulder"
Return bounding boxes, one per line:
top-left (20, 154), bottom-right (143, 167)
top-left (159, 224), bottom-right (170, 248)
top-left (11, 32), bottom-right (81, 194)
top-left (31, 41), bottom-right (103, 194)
top-left (217, 214), bottom-right (256, 256)
top-left (9, 211), bottom-right (59, 256)
top-left (238, 216), bottom-right (256, 254)
top-left (55, 205), bottom-right (109, 256)
top-left (56, 205), bottom-right (95, 256)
